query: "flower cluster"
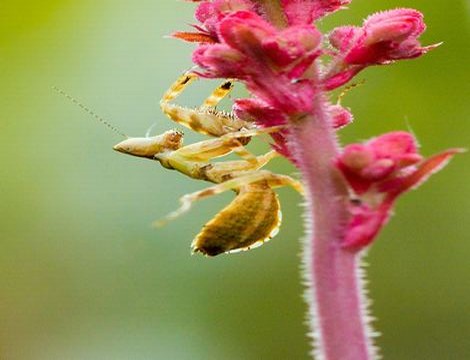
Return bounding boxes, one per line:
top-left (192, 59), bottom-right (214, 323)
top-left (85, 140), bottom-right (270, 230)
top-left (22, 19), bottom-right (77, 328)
top-left (337, 132), bottom-right (462, 249)
top-left (173, 0), bottom-right (459, 251)
top-left (171, 1), bottom-right (462, 358)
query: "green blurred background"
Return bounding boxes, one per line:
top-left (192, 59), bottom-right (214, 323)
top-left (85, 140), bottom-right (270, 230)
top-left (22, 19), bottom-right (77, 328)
top-left (0, 1), bottom-right (469, 359)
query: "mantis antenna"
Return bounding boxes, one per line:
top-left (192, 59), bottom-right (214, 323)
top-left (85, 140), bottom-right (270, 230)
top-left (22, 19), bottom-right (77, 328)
top-left (53, 86), bottom-right (128, 138)
top-left (337, 79), bottom-right (366, 105)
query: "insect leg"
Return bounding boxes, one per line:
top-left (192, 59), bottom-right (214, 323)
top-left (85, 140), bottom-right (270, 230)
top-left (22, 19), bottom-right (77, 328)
top-left (152, 180), bottom-right (241, 228)
top-left (206, 125), bottom-right (286, 162)
top-left (160, 72), bottom-right (243, 137)
top-left (169, 132), bottom-right (257, 161)
top-left (201, 80), bottom-right (234, 108)
top-left (218, 125), bottom-right (286, 139)
top-left (212, 150), bottom-right (279, 173)
top-left (202, 150), bottom-right (279, 183)
top-left (153, 170), bottom-right (303, 227)
top-left (221, 124), bottom-right (287, 163)
top-left (161, 72), bottom-right (198, 104)
top-left (216, 125), bottom-right (285, 162)
top-left (170, 125), bottom-right (260, 163)
top-left (174, 125), bottom-right (283, 157)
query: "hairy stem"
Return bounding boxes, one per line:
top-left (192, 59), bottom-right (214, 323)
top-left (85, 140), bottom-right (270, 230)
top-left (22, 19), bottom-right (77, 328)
top-left (288, 93), bottom-right (375, 360)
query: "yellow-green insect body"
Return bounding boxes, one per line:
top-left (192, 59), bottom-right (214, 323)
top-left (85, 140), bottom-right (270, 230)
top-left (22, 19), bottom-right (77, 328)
top-left (59, 72), bottom-right (302, 256)
top-left (113, 72), bottom-right (302, 256)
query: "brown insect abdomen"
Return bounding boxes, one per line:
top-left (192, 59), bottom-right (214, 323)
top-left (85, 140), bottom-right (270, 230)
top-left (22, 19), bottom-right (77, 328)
top-left (192, 183), bottom-right (281, 256)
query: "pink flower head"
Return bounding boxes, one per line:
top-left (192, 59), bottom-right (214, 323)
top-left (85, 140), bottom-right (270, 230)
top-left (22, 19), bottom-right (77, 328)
top-left (233, 97), bottom-right (293, 159)
top-left (176, 1), bottom-right (457, 253)
top-left (329, 9), bottom-right (435, 66)
top-left (337, 131), bottom-right (462, 250)
top-left (170, 3), bottom-right (460, 356)
top-left (338, 131), bottom-right (422, 194)
top-left (197, 11), bottom-right (323, 79)
top-left (321, 8), bottom-right (438, 89)
top-left (173, 0), bottom-right (256, 43)
top-left (193, 10), bottom-right (322, 116)
top-left (188, 0), bottom-right (352, 33)
top-left (233, 98), bottom-right (287, 126)
top-left (195, 0), bottom-right (255, 39)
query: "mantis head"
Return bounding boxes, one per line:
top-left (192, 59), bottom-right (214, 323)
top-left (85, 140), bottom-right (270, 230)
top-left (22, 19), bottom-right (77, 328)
top-left (52, 86), bottom-right (184, 160)
top-left (113, 130), bottom-right (184, 159)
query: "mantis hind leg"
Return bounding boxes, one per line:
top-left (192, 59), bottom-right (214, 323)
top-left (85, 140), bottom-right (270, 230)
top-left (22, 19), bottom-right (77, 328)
top-left (152, 170), bottom-right (303, 228)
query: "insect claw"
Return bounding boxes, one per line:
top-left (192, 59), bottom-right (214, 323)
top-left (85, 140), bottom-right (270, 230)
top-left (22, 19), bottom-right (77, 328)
top-left (152, 194), bottom-right (194, 228)
top-left (152, 218), bottom-right (167, 228)
top-left (182, 65), bottom-right (199, 76)
top-left (145, 123), bottom-right (158, 138)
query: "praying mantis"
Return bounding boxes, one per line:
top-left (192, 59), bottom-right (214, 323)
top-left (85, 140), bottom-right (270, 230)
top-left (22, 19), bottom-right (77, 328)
top-left (57, 72), bottom-right (303, 256)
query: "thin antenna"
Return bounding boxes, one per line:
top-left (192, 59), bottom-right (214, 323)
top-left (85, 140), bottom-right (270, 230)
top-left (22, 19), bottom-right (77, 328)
top-left (53, 86), bottom-right (128, 138)
top-left (337, 79), bottom-right (366, 105)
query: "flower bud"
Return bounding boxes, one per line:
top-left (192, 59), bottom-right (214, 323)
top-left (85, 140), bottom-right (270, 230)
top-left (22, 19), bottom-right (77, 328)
top-left (330, 9), bottom-right (434, 66)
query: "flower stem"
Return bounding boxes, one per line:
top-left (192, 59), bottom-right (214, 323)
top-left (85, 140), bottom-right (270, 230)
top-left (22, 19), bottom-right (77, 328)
top-left (288, 93), bottom-right (375, 360)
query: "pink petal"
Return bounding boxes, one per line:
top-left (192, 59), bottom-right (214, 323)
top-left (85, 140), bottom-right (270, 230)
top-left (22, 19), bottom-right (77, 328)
top-left (340, 144), bottom-right (375, 171)
top-left (329, 104), bottom-right (353, 129)
top-left (329, 26), bottom-right (363, 51)
top-left (323, 66), bottom-right (364, 90)
top-left (368, 131), bottom-right (418, 158)
top-left (218, 11), bottom-right (276, 57)
top-left (364, 9), bottom-right (425, 41)
top-left (192, 44), bottom-right (247, 78)
top-left (281, 0), bottom-right (352, 25)
top-left (233, 98), bottom-right (287, 126)
top-left (360, 158), bottom-right (396, 180)
top-left (262, 25), bottom-right (322, 67)
top-left (380, 148), bottom-right (464, 195)
top-left (342, 202), bottom-right (392, 250)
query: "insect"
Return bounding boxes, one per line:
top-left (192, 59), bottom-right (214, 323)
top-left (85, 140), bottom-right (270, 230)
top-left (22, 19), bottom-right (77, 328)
top-left (56, 72), bottom-right (303, 256)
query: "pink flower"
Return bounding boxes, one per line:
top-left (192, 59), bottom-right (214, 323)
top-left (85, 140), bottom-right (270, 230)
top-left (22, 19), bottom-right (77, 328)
top-left (337, 131), bottom-right (422, 194)
top-left (321, 8), bottom-right (439, 89)
top-left (329, 104), bottom-right (353, 129)
top-left (281, 0), bottom-right (352, 25)
top-left (337, 131), bottom-right (462, 249)
top-left (201, 10), bottom-right (323, 81)
top-left (176, 1), bottom-right (459, 253)
top-left (233, 98), bottom-right (287, 126)
top-left (329, 9), bottom-right (435, 65)
top-left (193, 10), bottom-right (322, 117)
top-left (195, 0), bottom-right (255, 39)
top-left (187, 0), bottom-right (352, 34)
top-left (171, 2), bottom-right (461, 358)
top-left (172, 0), bottom-right (255, 43)
top-left (233, 98), bottom-right (293, 160)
